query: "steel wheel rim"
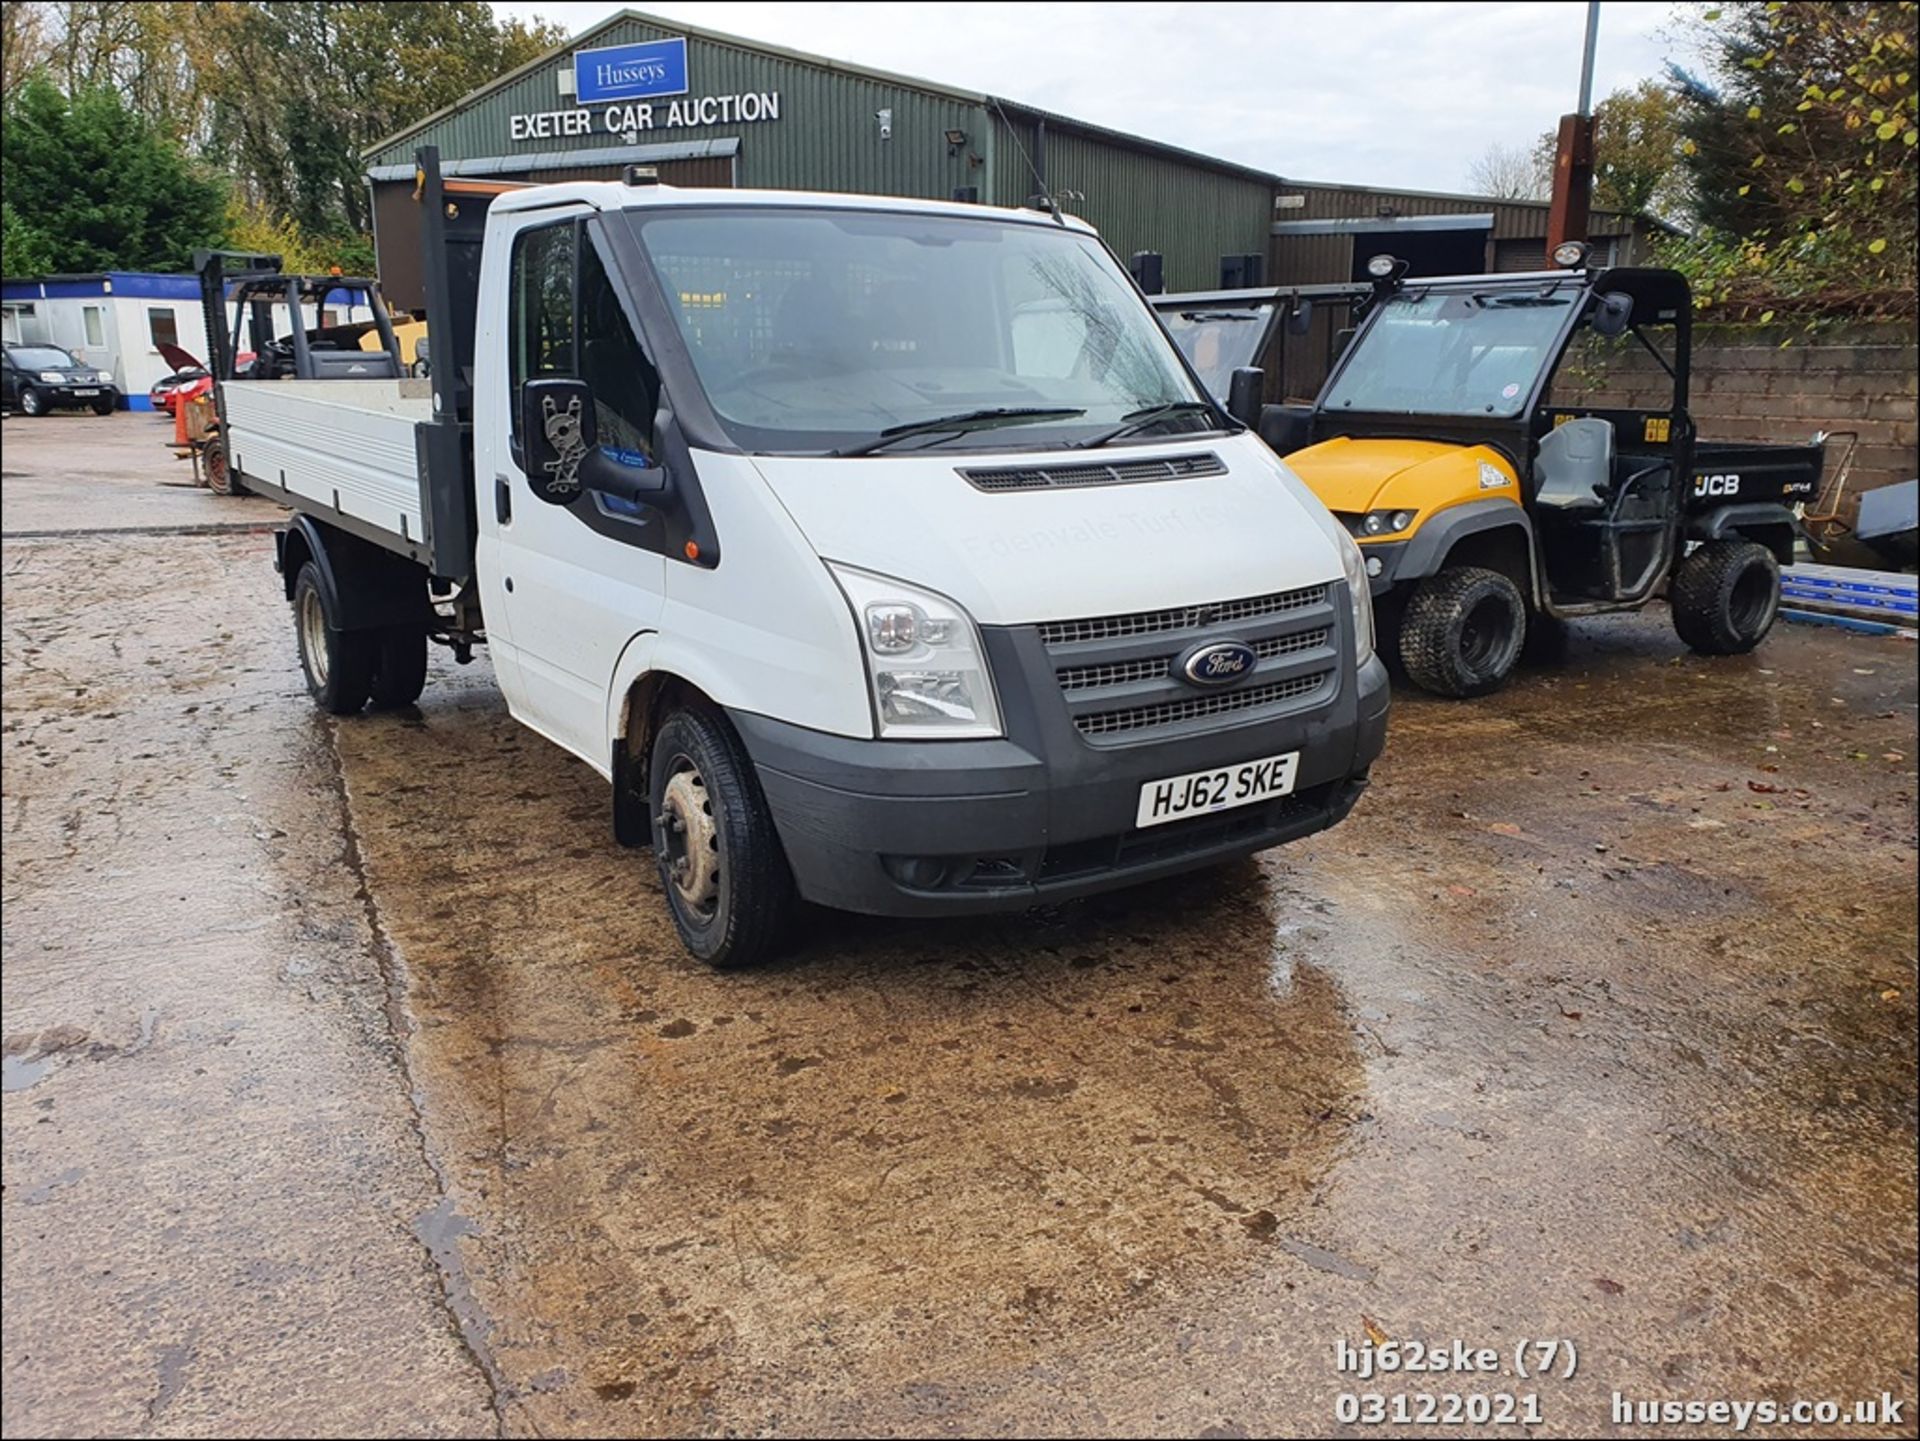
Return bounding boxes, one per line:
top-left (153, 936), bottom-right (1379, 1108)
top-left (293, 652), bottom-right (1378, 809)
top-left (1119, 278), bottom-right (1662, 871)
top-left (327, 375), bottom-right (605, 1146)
top-left (299, 586), bottom-right (329, 687)
top-left (21, 389), bottom-right (40, 415)
top-left (658, 758), bottom-right (720, 920)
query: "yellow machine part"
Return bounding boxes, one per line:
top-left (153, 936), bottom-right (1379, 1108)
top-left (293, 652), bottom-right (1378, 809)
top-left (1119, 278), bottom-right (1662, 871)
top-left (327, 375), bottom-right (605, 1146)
top-left (1285, 436), bottom-right (1521, 541)
top-left (362, 318), bottom-right (428, 366)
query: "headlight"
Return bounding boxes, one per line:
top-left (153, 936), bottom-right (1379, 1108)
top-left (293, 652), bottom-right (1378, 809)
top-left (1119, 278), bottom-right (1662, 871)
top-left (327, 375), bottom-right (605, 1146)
top-left (827, 563), bottom-right (1002, 739)
top-left (39, 371), bottom-right (63, 383)
top-left (96, 372), bottom-right (113, 384)
top-left (1341, 508), bottom-right (1417, 539)
top-left (1337, 532), bottom-right (1375, 665)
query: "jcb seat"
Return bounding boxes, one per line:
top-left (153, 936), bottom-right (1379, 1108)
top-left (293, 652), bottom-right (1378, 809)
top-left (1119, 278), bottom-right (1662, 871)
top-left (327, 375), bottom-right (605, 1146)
top-left (1534, 417), bottom-right (1614, 511)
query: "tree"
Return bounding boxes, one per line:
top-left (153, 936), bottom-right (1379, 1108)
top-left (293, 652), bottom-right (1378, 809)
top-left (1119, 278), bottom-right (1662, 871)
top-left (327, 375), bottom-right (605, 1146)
top-left (1664, 0), bottom-right (1917, 318)
top-left (2, 1), bottom-right (52, 100)
top-left (1530, 81), bottom-right (1692, 221)
top-left (1, 74), bottom-right (227, 272)
top-left (1465, 142), bottom-right (1550, 199)
top-left (193, 3), bottom-right (565, 240)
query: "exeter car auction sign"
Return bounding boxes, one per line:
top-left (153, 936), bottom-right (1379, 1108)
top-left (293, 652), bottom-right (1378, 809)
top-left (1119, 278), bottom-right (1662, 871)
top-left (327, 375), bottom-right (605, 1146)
top-left (507, 36), bottom-right (784, 143)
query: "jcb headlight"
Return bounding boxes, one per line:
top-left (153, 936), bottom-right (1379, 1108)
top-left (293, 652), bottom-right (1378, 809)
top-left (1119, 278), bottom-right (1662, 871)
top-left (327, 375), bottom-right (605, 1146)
top-left (1345, 508), bottom-right (1416, 538)
top-left (828, 563), bottom-right (1003, 739)
top-left (1337, 532), bottom-right (1375, 666)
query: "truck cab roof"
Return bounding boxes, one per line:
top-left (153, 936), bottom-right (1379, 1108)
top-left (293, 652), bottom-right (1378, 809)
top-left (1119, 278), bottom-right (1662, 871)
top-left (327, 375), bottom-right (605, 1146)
top-left (489, 180), bottom-right (1099, 235)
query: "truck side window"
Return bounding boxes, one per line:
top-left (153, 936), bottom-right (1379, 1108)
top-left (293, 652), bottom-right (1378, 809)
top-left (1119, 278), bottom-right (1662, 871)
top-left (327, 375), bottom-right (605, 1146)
top-left (508, 222), bottom-right (576, 440)
top-left (578, 232), bottom-right (659, 457)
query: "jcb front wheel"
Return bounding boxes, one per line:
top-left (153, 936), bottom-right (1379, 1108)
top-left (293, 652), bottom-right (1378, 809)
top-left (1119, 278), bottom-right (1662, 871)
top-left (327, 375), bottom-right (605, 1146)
top-left (1670, 540), bottom-right (1779, 655)
top-left (1398, 565), bottom-right (1528, 698)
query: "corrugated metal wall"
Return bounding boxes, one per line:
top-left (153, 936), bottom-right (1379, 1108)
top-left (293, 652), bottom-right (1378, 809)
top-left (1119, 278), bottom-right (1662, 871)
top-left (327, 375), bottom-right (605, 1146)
top-left (1025, 123), bottom-right (1275, 293)
top-left (365, 16), bottom-right (990, 203)
top-left (364, 19), bottom-right (1279, 296)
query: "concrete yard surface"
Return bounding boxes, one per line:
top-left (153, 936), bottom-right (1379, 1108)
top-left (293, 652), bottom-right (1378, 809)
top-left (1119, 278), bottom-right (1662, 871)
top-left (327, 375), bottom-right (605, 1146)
top-left (3, 415), bottom-right (1916, 1437)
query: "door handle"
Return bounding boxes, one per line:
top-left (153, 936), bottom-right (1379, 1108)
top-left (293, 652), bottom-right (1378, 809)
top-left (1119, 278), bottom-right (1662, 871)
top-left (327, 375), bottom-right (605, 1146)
top-left (494, 475), bottom-right (512, 525)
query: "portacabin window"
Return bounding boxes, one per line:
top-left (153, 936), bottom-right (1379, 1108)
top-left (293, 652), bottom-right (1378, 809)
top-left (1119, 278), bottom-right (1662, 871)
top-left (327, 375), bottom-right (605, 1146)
top-left (147, 306), bottom-right (178, 352)
top-left (83, 305), bottom-right (106, 348)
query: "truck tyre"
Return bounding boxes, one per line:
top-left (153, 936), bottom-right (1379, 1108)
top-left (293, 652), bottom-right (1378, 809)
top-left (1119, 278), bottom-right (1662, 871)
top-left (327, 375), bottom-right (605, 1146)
top-left (1670, 539), bottom-right (1779, 655)
top-left (17, 385), bottom-right (45, 416)
top-left (648, 706), bottom-right (797, 969)
top-left (293, 562), bottom-right (374, 714)
top-left (369, 628), bottom-right (429, 708)
top-left (1398, 565), bottom-right (1527, 698)
top-left (204, 442), bottom-right (235, 495)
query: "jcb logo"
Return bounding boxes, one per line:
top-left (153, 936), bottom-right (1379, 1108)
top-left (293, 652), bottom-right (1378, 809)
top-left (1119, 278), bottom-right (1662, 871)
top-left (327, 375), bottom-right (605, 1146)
top-left (1694, 473), bottom-right (1741, 497)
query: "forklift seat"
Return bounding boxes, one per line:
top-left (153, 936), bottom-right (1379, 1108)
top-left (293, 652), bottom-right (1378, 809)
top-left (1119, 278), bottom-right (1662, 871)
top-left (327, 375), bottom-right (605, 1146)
top-left (1533, 417), bottom-right (1614, 510)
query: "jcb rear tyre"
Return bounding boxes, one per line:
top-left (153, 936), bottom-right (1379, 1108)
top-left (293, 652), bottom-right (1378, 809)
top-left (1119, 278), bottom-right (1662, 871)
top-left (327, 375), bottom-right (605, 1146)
top-left (1670, 540), bottom-right (1779, 655)
top-left (369, 628), bottom-right (429, 708)
top-left (1398, 565), bottom-right (1528, 698)
top-left (648, 706), bottom-right (797, 969)
top-left (293, 563), bottom-right (374, 715)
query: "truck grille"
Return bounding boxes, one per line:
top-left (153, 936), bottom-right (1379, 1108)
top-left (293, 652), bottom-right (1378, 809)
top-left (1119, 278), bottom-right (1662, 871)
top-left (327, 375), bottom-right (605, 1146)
top-left (1056, 627), bottom-right (1330, 692)
top-left (960, 452), bottom-right (1226, 493)
top-left (1037, 585), bottom-right (1326, 646)
top-left (1037, 583), bottom-right (1340, 745)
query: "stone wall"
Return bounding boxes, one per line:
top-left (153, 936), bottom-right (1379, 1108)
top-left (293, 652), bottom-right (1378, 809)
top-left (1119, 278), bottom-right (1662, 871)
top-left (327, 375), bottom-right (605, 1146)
top-left (1573, 321), bottom-right (1918, 531)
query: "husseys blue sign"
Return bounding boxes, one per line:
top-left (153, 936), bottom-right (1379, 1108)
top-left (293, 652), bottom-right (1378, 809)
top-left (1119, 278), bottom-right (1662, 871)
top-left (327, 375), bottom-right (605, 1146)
top-left (575, 38), bottom-right (688, 104)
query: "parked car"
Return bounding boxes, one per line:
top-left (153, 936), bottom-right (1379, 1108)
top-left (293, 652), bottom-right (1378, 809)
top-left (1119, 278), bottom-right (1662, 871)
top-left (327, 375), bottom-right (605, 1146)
top-left (149, 366), bottom-right (212, 415)
top-left (1, 345), bottom-right (119, 416)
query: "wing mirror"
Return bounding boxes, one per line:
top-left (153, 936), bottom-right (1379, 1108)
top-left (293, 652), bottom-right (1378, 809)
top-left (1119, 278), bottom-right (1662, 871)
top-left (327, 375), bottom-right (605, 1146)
top-left (1284, 297), bottom-right (1314, 337)
top-left (1593, 291), bottom-right (1634, 338)
top-left (519, 377), bottom-right (669, 507)
top-left (1227, 366), bottom-right (1264, 428)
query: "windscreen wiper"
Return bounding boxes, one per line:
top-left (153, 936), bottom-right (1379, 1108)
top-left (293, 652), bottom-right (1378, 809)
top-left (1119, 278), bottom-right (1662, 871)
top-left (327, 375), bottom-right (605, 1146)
top-left (1070, 401), bottom-right (1219, 450)
top-left (834, 406), bottom-right (1086, 456)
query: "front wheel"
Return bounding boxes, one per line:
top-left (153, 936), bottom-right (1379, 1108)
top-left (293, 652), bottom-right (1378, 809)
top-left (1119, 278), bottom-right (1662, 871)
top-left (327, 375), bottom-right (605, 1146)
top-left (1397, 565), bottom-right (1528, 698)
top-left (293, 563), bottom-right (374, 714)
top-left (17, 385), bottom-right (45, 416)
top-left (90, 396), bottom-right (115, 416)
top-left (648, 706), bottom-right (797, 969)
top-left (1670, 540), bottom-right (1779, 655)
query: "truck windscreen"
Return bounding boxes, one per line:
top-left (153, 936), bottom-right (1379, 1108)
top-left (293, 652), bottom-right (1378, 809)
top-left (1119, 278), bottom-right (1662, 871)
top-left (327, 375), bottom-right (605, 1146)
top-left (1322, 289), bottom-right (1577, 419)
top-left (630, 207), bottom-right (1211, 455)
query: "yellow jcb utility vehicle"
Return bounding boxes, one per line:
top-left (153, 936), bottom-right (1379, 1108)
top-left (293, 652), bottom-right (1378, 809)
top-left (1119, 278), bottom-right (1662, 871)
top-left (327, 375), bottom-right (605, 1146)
top-left (1155, 248), bottom-right (1826, 697)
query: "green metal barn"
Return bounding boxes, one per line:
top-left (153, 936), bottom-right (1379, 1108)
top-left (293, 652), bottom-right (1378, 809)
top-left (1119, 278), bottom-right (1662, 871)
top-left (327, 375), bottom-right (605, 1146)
top-left (361, 8), bottom-right (1280, 308)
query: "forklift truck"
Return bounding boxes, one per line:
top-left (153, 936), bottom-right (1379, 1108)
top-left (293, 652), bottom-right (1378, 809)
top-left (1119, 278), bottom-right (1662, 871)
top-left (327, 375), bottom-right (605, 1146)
top-left (1156, 247), bottom-right (1826, 696)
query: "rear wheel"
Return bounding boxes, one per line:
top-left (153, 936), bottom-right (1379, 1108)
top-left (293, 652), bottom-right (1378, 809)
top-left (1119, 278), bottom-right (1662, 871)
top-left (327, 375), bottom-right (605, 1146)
top-left (369, 628), bottom-right (429, 708)
top-left (293, 562), bottom-right (374, 714)
top-left (648, 706), bottom-right (797, 969)
top-left (204, 442), bottom-right (234, 495)
top-left (17, 385), bottom-right (45, 416)
top-left (1670, 539), bottom-right (1779, 655)
top-left (1398, 565), bottom-right (1528, 698)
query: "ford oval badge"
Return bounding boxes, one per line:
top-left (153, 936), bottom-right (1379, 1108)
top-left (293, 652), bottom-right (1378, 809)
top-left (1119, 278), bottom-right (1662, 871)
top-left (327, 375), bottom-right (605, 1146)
top-left (1180, 640), bottom-right (1257, 688)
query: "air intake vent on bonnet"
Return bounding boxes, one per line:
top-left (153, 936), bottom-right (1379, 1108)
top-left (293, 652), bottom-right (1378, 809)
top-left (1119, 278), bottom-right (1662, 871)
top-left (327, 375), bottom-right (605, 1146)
top-left (959, 452), bottom-right (1227, 493)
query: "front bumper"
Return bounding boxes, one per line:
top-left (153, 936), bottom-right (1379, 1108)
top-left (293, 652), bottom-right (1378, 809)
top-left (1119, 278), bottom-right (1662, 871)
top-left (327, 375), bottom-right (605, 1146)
top-left (733, 633), bottom-right (1389, 918)
top-left (40, 384), bottom-right (117, 407)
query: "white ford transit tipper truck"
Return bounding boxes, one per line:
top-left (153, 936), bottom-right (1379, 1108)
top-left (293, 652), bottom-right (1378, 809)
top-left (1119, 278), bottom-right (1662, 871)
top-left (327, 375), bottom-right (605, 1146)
top-left (202, 150), bottom-right (1388, 968)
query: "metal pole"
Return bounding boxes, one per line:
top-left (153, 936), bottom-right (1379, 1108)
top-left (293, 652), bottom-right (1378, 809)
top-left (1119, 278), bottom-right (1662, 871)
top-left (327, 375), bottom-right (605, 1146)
top-left (1576, 0), bottom-right (1601, 116)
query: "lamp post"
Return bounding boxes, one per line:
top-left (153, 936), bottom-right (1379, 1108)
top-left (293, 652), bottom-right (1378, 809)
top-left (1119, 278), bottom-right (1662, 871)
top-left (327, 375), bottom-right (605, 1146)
top-left (1546, 0), bottom-right (1601, 252)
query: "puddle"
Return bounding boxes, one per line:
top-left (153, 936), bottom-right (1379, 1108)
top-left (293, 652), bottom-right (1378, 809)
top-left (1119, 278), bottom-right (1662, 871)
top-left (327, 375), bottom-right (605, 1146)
top-left (2, 1052), bottom-right (55, 1092)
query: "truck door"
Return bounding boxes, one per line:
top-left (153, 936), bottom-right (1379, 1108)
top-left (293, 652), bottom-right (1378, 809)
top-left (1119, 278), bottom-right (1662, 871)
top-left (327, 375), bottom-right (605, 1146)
top-left (481, 212), bottom-right (668, 771)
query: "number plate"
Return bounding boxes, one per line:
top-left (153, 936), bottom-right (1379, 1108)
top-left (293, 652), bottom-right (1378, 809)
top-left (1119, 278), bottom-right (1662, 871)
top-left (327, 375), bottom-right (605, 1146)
top-left (73, 388), bottom-right (100, 396)
top-left (1135, 751), bottom-right (1299, 829)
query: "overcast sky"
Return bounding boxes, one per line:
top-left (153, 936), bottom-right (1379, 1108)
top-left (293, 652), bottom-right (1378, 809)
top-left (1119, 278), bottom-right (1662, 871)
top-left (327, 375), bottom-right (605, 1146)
top-left (487, 1), bottom-right (1696, 192)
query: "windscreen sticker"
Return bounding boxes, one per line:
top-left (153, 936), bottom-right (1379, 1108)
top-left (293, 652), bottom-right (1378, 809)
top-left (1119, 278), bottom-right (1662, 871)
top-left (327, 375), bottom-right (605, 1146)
top-left (1501, 382), bottom-right (1521, 399)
